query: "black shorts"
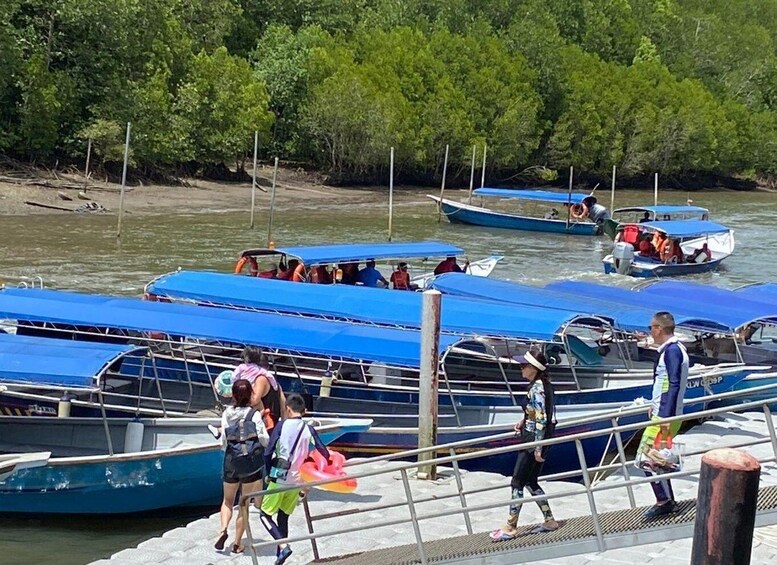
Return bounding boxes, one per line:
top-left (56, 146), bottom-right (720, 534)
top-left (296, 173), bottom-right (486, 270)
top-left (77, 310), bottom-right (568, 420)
top-left (223, 451), bottom-right (263, 484)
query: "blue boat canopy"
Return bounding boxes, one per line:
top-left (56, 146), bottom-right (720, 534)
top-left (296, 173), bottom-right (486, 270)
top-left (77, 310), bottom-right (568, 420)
top-left (637, 220), bottom-right (730, 238)
top-left (736, 283), bottom-right (777, 303)
top-left (0, 333), bottom-right (140, 389)
top-left (429, 273), bottom-right (729, 333)
top-left (613, 205), bottom-right (709, 216)
top-left (241, 241), bottom-right (464, 265)
top-left (473, 188), bottom-right (588, 205)
top-left (640, 282), bottom-right (777, 327)
top-left (146, 271), bottom-right (581, 341)
top-left (0, 288), bottom-right (460, 369)
top-left (546, 281), bottom-right (766, 332)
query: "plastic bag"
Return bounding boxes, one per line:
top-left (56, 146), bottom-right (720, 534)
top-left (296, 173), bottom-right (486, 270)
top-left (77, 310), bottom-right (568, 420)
top-left (635, 432), bottom-right (682, 473)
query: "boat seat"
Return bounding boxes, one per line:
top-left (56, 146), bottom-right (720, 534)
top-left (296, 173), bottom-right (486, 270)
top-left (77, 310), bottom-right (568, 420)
top-left (566, 335), bottom-right (603, 366)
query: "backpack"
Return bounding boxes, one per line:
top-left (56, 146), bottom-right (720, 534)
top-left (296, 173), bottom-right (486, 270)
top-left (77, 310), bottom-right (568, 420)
top-left (225, 408), bottom-right (264, 480)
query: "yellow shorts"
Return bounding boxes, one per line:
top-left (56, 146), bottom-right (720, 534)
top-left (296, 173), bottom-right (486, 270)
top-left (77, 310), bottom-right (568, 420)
top-left (638, 416), bottom-right (682, 453)
top-left (260, 481), bottom-right (300, 516)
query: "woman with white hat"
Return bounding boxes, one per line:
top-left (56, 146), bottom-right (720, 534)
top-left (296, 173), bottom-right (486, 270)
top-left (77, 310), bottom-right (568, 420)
top-left (491, 350), bottom-right (559, 541)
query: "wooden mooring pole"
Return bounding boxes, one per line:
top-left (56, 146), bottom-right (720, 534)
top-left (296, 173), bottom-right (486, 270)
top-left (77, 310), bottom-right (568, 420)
top-left (417, 289), bottom-right (441, 480)
top-left (690, 448), bottom-right (761, 565)
top-left (116, 122), bottom-right (131, 239)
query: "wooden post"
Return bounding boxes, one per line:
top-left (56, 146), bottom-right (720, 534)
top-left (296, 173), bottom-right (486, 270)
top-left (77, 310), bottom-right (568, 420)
top-left (83, 138), bottom-right (92, 193)
top-left (654, 172), bottom-right (659, 206)
top-left (266, 157), bottom-right (278, 246)
top-left (467, 144), bottom-right (476, 204)
top-left (479, 144), bottom-right (487, 188)
top-left (250, 131), bottom-right (258, 229)
top-left (565, 165), bottom-right (574, 230)
top-left (116, 122), bottom-right (131, 239)
top-left (417, 289), bottom-right (441, 480)
top-left (436, 144), bottom-right (449, 223)
top-left (388, 147), bottom-right (394, 241)
top-left (691, 448), bottom-right (761, 565)
top-left (610, 165), bottom-right (616, 212)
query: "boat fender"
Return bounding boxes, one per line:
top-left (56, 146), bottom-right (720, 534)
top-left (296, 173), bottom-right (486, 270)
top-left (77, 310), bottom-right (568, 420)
top-left (320, 368), bottom-right (336, 398)
top-left (300, 450), bottom-right (357, 493)
top-left (124, 419), bottom-right (144, 453)
top-left (234, 256), bottom-right (259, 276)
top-left (57, 393), bottom-right (71, 418)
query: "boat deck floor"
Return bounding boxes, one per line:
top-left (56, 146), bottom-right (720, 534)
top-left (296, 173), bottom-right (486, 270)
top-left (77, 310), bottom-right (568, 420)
top-left (315, 485), bottom-right (777, 564)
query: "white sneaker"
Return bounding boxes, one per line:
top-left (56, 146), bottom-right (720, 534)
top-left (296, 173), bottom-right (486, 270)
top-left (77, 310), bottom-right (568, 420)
top-left (207, 424), bottom-right (221, 439)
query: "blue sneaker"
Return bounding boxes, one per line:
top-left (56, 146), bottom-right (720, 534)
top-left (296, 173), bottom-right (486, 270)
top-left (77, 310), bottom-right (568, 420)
top-left (275, 545), bottom-right (293, 565)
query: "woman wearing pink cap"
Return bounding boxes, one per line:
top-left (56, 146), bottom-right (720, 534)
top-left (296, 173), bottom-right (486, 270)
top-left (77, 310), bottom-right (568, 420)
top-left (491, 350), bottom-right (559, 541)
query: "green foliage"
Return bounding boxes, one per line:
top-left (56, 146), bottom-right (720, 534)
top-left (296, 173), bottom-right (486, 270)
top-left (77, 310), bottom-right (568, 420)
top-left (4, 0), bottom-right (777, 182)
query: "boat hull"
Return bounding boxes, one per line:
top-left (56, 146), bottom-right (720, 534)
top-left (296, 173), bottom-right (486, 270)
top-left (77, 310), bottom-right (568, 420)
top-left (603, 255), bottom-right (726, 277)
top-left (431, 196), bottom-right (601, 236)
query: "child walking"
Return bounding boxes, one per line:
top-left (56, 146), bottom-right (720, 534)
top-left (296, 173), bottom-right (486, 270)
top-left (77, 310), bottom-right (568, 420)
top-left (261, 394), bottom-right (331, 565)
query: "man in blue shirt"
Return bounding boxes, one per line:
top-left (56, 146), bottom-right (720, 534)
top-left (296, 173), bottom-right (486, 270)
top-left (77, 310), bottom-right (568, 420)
top-left (640, 311), bottom-right (689, 519)
top-left (357, 259), bottom-right (388, 288)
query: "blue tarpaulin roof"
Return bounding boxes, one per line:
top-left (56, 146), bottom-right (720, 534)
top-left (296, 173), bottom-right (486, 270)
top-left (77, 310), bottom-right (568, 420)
top-left (0, 333), bottom-right (138, 388)
top-left (613, 205), bottom-right (709, 215)
top-left (246, 241), bottom-right (464, 265)
top-left (736, 284), bottom-right (777, 303)
top-left (637, 220), bottom-right (730, 238)
top-left (473, 188), bottom-right (588, 204)
top-left (146, 271), bottom-right (579, 341)
top-left (546, 281), bottom-right (765, 332)
top-left (0, 288), bottom-right (459, 369)
top-left (429, 273), bottom-right (728, 333)
top-left (640, 282), bottom-right (777, 327)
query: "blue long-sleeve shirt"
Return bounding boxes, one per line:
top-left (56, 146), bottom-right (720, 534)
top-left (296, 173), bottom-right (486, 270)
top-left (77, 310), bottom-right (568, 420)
top-left (651, 337), bottom-right (689, 418)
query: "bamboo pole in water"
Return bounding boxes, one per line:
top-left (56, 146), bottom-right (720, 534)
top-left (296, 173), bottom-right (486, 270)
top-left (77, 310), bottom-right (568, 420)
top-left (250, 131), bottom-right (258, 229)
top-left (116, 122), bottom-right (131, 239)
top-left (610, 165), bottom-right (616, 212)
top-left (480, 144), bottom-right (487, 188)
top-left (437, 144), bottom-right (449, 223)
top-left (388, 147), bottom-right (394, 241)
top-left (83, 138), bottom-right (92, 193)
top-left (467, 144), bottom-right (476, 204)
top-left (565, 165), bottom-right (574, 230)
top-left (654, 173), bottom-right (659, 206)
top-left (267, 157), bottom-right (278, 246)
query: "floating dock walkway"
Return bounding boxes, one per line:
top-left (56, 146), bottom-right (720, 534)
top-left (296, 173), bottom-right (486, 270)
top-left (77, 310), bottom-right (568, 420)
top-left (95, 406), bottom-right (777, 565)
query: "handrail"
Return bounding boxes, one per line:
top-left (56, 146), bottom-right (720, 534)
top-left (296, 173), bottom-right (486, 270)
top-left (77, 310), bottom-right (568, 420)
top-left (240, 387), bottom-right (777, 564)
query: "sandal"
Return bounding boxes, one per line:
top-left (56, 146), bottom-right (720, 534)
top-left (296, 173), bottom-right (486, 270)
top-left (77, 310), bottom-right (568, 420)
top-left (529, 521), bottom-right (559, 534)
top-left (231, 544), bottom-right (244, 554)
top-left (214, 529), bottom-right (228, 551)
top-left (489, 528), bottom-right (517, 542)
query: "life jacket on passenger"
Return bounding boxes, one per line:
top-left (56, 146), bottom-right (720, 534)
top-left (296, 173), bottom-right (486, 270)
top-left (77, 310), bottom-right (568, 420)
top-left (621, 225), bottom-right (640, 245)
top-left (390, 269), bottom-right (411, 290)
top-left (291, 262), bottom-right (306, 282)
top-left (224, 408), bottom-right (264, 478)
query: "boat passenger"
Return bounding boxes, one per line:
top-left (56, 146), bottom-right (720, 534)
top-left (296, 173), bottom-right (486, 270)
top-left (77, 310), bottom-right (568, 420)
top-left (309, 265), bottom-right (332, 284)
top-left (433, 256), bottom-right (467, 275)
top-left (233, 346), bottom-right (286, 430)
top-left (357, 259), bottom-right (388, 288)
top-left (582, 196), bottom-right (611, 226)
top-left (639, 211), bottom-right (651, 223)
top-left (490, 350), bottom-right (559, 541)
top-left (639, 311), bottom-right (688, 519)
top-left (652, 232), bottom-right (668, 258)
top-left (276, 260), bottom-right (291, 281)
top-left (638, 236), bottom-right (655, 258)
top-left (687, 243), bottom-right (712, 263)
top-left (390, 262), bottom-right (417, 291)
top-left (337, 263), bottom-right (358, 285)
top-left (214, 378), bottom-right (269, 554)
top-left (662, 239), bottom-right (684, 264)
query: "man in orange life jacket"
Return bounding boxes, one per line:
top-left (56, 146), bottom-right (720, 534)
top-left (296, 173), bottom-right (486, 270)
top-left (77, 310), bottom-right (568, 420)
top-left (433, 256), bottom-right (468, 275)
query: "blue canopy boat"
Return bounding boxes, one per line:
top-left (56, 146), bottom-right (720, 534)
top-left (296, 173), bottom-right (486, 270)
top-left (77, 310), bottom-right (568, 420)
top-left (0, 333), bottom-right (370, 514)
top-left (604, 220), bottom-right (735, 277)
top-left (230, 240), bottom-right (503, 288)
top-left (603, 205), bottom-right (710, 239)
top-left (0, 288), bottom-right (759, 476)
top-left (428, 188), bottom-right (608, 235)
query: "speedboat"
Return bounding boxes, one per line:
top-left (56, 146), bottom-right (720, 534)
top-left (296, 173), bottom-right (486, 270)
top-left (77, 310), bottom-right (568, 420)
top-left (429, 188), bottom-right (609, 235)
top-left (604, 220), bottom-right (734, 277)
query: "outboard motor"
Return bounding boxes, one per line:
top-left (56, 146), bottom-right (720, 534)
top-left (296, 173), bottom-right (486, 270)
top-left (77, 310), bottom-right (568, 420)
top-left (612, 242), bottom-right (634, 275)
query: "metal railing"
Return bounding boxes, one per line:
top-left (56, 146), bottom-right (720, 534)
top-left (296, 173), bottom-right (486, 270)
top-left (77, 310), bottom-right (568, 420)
top-left (240, 381), bottom-right (777, 564)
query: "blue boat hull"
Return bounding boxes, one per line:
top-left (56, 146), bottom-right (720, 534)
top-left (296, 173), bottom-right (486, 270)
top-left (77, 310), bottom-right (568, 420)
top-left (603, 257), bottom-right (725, 278)
top-left (437, 199), bottom-right (600, 236)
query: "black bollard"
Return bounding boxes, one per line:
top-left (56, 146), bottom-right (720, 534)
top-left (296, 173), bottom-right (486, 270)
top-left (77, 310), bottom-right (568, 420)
top-left (690, 448), bottom-right (761, 565)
